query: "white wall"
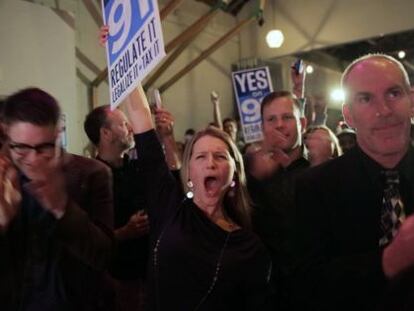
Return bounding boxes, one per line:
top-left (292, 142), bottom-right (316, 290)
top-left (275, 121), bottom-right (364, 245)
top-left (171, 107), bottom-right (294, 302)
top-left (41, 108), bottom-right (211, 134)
top-left (75, 0), bottom-right (109, 155)
top-left (0, 0), bottom-right (80, 152)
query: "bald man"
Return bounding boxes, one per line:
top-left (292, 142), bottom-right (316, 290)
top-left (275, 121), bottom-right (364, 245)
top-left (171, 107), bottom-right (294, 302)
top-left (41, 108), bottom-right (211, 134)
top-left (293, 54), bottom-right (414, 310)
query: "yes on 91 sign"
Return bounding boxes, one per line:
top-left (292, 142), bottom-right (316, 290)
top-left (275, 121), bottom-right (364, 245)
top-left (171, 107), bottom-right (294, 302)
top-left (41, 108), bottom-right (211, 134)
top-left (232, 67), bottom-right (273, 143)
top-left (102, 0), bottom-right (166, 109)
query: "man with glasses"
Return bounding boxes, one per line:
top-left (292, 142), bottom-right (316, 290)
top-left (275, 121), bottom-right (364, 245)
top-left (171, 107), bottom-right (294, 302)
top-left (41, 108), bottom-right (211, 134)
top-left (0, 87), bottom-right (115, 310)
top-left (8, 141), bottom-right (56, 155)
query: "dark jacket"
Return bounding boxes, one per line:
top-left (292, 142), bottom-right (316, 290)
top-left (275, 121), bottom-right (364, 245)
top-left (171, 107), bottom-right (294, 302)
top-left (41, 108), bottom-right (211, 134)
top-left (247, 154), bottom-right (309, 310)
top-left (0, 154), bottom-right (115, 311)
top-left (293, 146), bottom-right (414, 311)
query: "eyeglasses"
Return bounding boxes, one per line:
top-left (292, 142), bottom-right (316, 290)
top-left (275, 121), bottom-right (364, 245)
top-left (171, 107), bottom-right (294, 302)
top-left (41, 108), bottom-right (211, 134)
top-left (9, 142), bottom-right (56, 156)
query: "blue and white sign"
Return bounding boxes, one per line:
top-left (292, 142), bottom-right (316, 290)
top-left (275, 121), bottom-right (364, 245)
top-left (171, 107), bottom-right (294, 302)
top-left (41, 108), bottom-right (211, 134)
top-left (232, 67), bottom-right (273, 143)
top-left (102, 0), bottom-right (166, 109)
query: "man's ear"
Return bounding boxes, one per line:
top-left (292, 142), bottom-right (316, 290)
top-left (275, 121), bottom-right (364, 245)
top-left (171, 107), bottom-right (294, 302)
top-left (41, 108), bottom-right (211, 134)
top-left (100, 127), bottom-right (111, 141)
top-left (342, 104), bottom-right (355, 128)
top-left (409, 87), bottom-right (414, 117)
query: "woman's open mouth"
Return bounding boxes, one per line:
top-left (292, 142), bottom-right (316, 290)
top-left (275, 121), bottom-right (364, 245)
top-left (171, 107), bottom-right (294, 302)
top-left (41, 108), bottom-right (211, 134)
top-left (204, 176), bottom-right (221, 196)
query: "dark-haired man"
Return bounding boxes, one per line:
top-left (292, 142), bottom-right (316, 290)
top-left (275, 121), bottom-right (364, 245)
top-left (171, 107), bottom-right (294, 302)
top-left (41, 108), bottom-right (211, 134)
top-left (294, 54), bottom-right (414, 310)
top-left (0, 87), bottom-right (114, 310)
top-left (222, 117), bottom-right (245, 151)
top-left (84, 103), bottom-right (179, 311)
top-left (84, 105), bottom-right (149, 311)
top-left (247, 90), bottom-right (309, 310)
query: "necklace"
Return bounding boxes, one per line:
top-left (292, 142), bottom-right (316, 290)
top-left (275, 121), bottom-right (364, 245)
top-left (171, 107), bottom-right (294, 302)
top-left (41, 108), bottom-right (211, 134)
top-left (194, 232), bottom-right (230, 310)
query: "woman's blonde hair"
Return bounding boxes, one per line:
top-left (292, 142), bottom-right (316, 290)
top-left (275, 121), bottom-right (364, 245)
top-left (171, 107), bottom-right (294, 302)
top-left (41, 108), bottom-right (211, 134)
top-left (181, 126), bottom-right (252, 229)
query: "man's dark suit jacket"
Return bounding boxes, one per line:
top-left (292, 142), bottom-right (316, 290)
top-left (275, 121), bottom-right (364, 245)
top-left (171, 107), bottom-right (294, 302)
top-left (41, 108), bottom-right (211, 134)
top-left (0, 154), bottom-right (115, 310)
top-left (293, 146), bottom-right (414, 311)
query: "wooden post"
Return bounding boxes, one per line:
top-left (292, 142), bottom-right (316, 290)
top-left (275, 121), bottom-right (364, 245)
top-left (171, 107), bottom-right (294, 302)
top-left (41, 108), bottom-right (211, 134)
top-left (91, 68), bottom-right (108, 88)
top-left (160, 0), bottom-right (185, 20)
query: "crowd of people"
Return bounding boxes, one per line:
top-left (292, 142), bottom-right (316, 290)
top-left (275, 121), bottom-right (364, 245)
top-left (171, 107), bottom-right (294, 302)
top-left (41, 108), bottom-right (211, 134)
top-left (1, 31), bottom-right (414, 311)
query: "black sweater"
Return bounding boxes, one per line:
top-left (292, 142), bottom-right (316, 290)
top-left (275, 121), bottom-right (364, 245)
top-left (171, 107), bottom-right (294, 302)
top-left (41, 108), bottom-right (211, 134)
top-left (135, 130), bottom-right (272, 311)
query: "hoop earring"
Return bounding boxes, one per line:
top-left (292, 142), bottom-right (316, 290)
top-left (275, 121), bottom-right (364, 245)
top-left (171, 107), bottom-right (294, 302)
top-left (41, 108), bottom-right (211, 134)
top-left (186, 180), bottom-right (194, 199)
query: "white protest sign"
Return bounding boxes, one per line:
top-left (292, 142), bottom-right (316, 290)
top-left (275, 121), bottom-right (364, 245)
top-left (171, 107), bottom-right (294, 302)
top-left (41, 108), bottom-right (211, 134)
top-left (101, 0), bottom-right (166, 109)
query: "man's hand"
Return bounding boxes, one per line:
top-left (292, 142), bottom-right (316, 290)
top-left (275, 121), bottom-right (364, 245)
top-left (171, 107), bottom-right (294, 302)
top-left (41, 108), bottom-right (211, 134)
top-left (154, 107), bottom-right (174, 138)
top-left (304, 129), bottom-right (333, 166)
top-left (248, 149), bottom-right (281, 179)
top-left (383, 215), bottom-right (414, 279)
top-left (261, 131), bottom-right (291, 168)
top-left (0, 156), bottom-right (21, 231)
top-left (211, 91), bottom-right (219, 106)
top-left (262, 129), bottom-right (288, 152)
top-left (25, 149), bottom-right (68, 219)
top-left (116, 210), bottom-right (149, 240)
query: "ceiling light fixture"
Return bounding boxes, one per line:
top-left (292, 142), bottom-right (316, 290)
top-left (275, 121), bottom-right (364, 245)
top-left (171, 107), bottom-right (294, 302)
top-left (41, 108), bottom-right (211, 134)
top-left (266, 30), bottom-right (284, 48)
top-left (398, 50), bottom-right (406, 59)
top-left (266, 2), bottom-right (284, 49)
top-left (306, 65), bottom-right (314, 74)
top-left (331, 89), bottom-right (345, 102)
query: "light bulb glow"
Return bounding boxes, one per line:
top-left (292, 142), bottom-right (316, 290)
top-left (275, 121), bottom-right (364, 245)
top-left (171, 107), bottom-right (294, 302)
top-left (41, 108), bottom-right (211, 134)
top-left (331, 89), bottom-right (345, 102)
top-left (266, 30), bottom-right (284, 48)
top-left (306, 65), bottom-right (314, 74)
top-left (398, 51), bottom-right (406, 59)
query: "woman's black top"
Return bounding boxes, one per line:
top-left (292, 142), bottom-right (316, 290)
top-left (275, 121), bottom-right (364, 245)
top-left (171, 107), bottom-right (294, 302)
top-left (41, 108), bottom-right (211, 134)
top-left (136, 130), bottom-right (272, 311)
